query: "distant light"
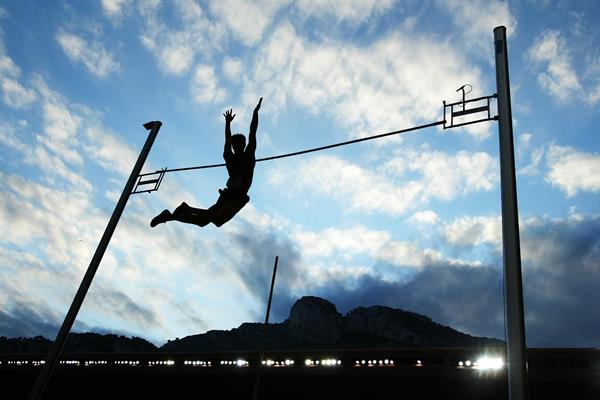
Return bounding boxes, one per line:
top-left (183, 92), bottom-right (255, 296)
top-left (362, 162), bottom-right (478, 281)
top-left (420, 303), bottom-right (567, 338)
top-left (465, 360), bottom-right (472, 367)
top-left (236, 359), bottom-right (246, 367)
top-left (361, 360), bottom-right (366, 365)
top-left (384, 359), bottom-right (389, 365)
top-left (476, 356), bottom-right (504, 371)
top-left (305, 359), bottom-right (312, 366)
top-left (458, 361), bottom-right (464, 367)
top-left (416, 360), bottom-right (422, 366)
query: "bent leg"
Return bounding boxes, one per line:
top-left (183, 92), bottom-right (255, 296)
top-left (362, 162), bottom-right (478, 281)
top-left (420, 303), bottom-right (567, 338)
top-left (212, 195), bottom-right (250, 227)
top-left (171, 209), bottom-right (213, 227)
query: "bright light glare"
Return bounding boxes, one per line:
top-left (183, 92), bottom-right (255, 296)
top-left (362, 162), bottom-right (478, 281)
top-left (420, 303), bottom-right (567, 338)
top-left (476, 356), bottom-right (504, 370)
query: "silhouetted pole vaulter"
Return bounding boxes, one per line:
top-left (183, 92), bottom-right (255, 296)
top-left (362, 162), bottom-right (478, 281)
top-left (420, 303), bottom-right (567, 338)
top-left (252, 256), bottom-right (279, 400)
top-left (495, 26), bottom-right (529, 400)
top-left (150, 97), bottom-right (263, 228)
top-left (28, 121), bottom-right (163, 400)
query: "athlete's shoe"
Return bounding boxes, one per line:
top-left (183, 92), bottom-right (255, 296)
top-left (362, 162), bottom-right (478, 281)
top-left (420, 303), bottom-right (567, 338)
top-left (150, 210), bottom-right (171, 227)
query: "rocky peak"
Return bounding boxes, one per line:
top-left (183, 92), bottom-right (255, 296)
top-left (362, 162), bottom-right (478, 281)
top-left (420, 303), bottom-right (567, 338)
top-left (288, 296), bottom-right (343, 344)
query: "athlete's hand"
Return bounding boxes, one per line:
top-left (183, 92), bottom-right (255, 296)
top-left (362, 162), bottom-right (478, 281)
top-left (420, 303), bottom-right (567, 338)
top-left (254, 97), bottom-right (263, 113)
top-left (223, 109), bottom-right (235, 122)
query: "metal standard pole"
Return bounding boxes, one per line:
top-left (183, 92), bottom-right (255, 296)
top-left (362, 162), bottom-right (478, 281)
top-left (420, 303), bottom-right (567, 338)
top-left (252, 256), bottom-right (279, 400)
top-left (493, 26), bottom-right (529, 400)
top-left (28, 121), bottom-right (163, 400)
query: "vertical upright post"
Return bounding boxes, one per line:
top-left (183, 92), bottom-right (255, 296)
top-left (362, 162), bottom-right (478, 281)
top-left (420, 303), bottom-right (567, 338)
top-left (252, 256), bottom-right (279, 400)
top-left (494, 26), bottom-right (529, 400)
top-left (28, 121), bottom-right (163, 400)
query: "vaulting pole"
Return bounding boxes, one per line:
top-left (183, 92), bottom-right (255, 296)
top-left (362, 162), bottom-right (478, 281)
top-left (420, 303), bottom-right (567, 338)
top-left (28, 121), bottom-right (163, 400)
top-left (252, 256), bottom-right (279, 400)
top-left (494, 26), bottom-right (529, 400)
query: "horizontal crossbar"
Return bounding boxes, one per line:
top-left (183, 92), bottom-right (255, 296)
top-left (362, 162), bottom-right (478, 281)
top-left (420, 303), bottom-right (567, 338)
top-left (452, 105), bottom-right (489, 117)
top-left (138, 179), bottom-right (159, 185)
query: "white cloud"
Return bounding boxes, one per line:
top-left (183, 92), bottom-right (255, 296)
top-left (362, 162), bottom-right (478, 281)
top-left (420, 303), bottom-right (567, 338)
top-left (292, 225), bottom-right (440, 268)
top-left (585, 56), bottom-right (600, 106)
top-left (101, 0), bottom-right (132, 19)
top-left (269, 150), bottom-right (497, 216)
top-left (246, 23), bottom-right (486, 139)
top-left (56, 32), bottom-right (120, 78)
top-left (42, 100), bottom-right (82, 143)
top-left (0, 122), bottom-right (29, 154)
top-left (83, 126), bottom-right (138, 176)
top-left (0, 27), bottom-right (20, 78)
top-left (0, 53), bottom-right (20, 78)
top-left (384, 149), bottom-right (498, 201)
top-left (519, 146), bottom-right (544, 176)
top-left (209, 0), bottom-right (288, 46)
top-left (527, 30), bottom-right (582, 103)
top-left (294, 0), bottom-right (395, 23)
top-left (409, 210), bottom-right (439, 225)
top-left (0, 29), bottom-right (34, 108)
top-left (222, 56), bottom-right (243, 81)
top-left (32, 80), bottom-right (86, 166)
top-left (191, 64), bottom-right (226, 104)
top-left (441, 215), bottom-right (502, 248)
top-left (379, 241), bottom-right (441, 268)
top-left (517, 132), bottom-right (532, 159)
top-left (0, 77), bottom-right (36, 108)
top-left (293, 226), bottom-right (390, 259)
top-left (441, 0), bottom-right (516, 56)
top-left (270, 155), bottom-right (422, 215)
top-left (139, 0), bottom-right (226, 75)
top-left (545, 144), bottom-right (600, 197)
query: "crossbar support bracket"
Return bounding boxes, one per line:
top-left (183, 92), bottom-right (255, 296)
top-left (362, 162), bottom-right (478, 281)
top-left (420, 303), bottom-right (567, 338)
top-left (132, 168), bottom-right (167, 194)
top-left (444, 93), bottom-right (497, 129)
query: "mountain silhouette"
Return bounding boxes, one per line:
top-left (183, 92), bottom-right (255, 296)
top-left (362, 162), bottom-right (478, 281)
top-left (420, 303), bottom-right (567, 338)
top-left (161, 296), bottom-right (503, 351)
top-left (1, 296), bottom-right (502, 353)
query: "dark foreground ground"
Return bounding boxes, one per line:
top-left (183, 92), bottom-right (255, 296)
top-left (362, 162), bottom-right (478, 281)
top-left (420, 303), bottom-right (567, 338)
top-left (2, 348), bottom-right (599, 399)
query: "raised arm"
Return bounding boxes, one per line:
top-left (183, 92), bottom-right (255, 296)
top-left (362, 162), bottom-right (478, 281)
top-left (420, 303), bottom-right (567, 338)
top-left (248, 97), bottom-right (262, 153)
top-left (223, 109), bottom-right (235, 155)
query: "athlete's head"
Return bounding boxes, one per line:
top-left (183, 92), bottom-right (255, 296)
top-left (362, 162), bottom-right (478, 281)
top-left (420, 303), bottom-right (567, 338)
top-left (231, 133), bottom-right (246, 154)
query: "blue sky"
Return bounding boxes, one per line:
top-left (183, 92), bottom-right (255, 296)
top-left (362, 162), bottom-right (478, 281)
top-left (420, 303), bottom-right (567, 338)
top-left (1, 0), bottom-right (599, 348)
